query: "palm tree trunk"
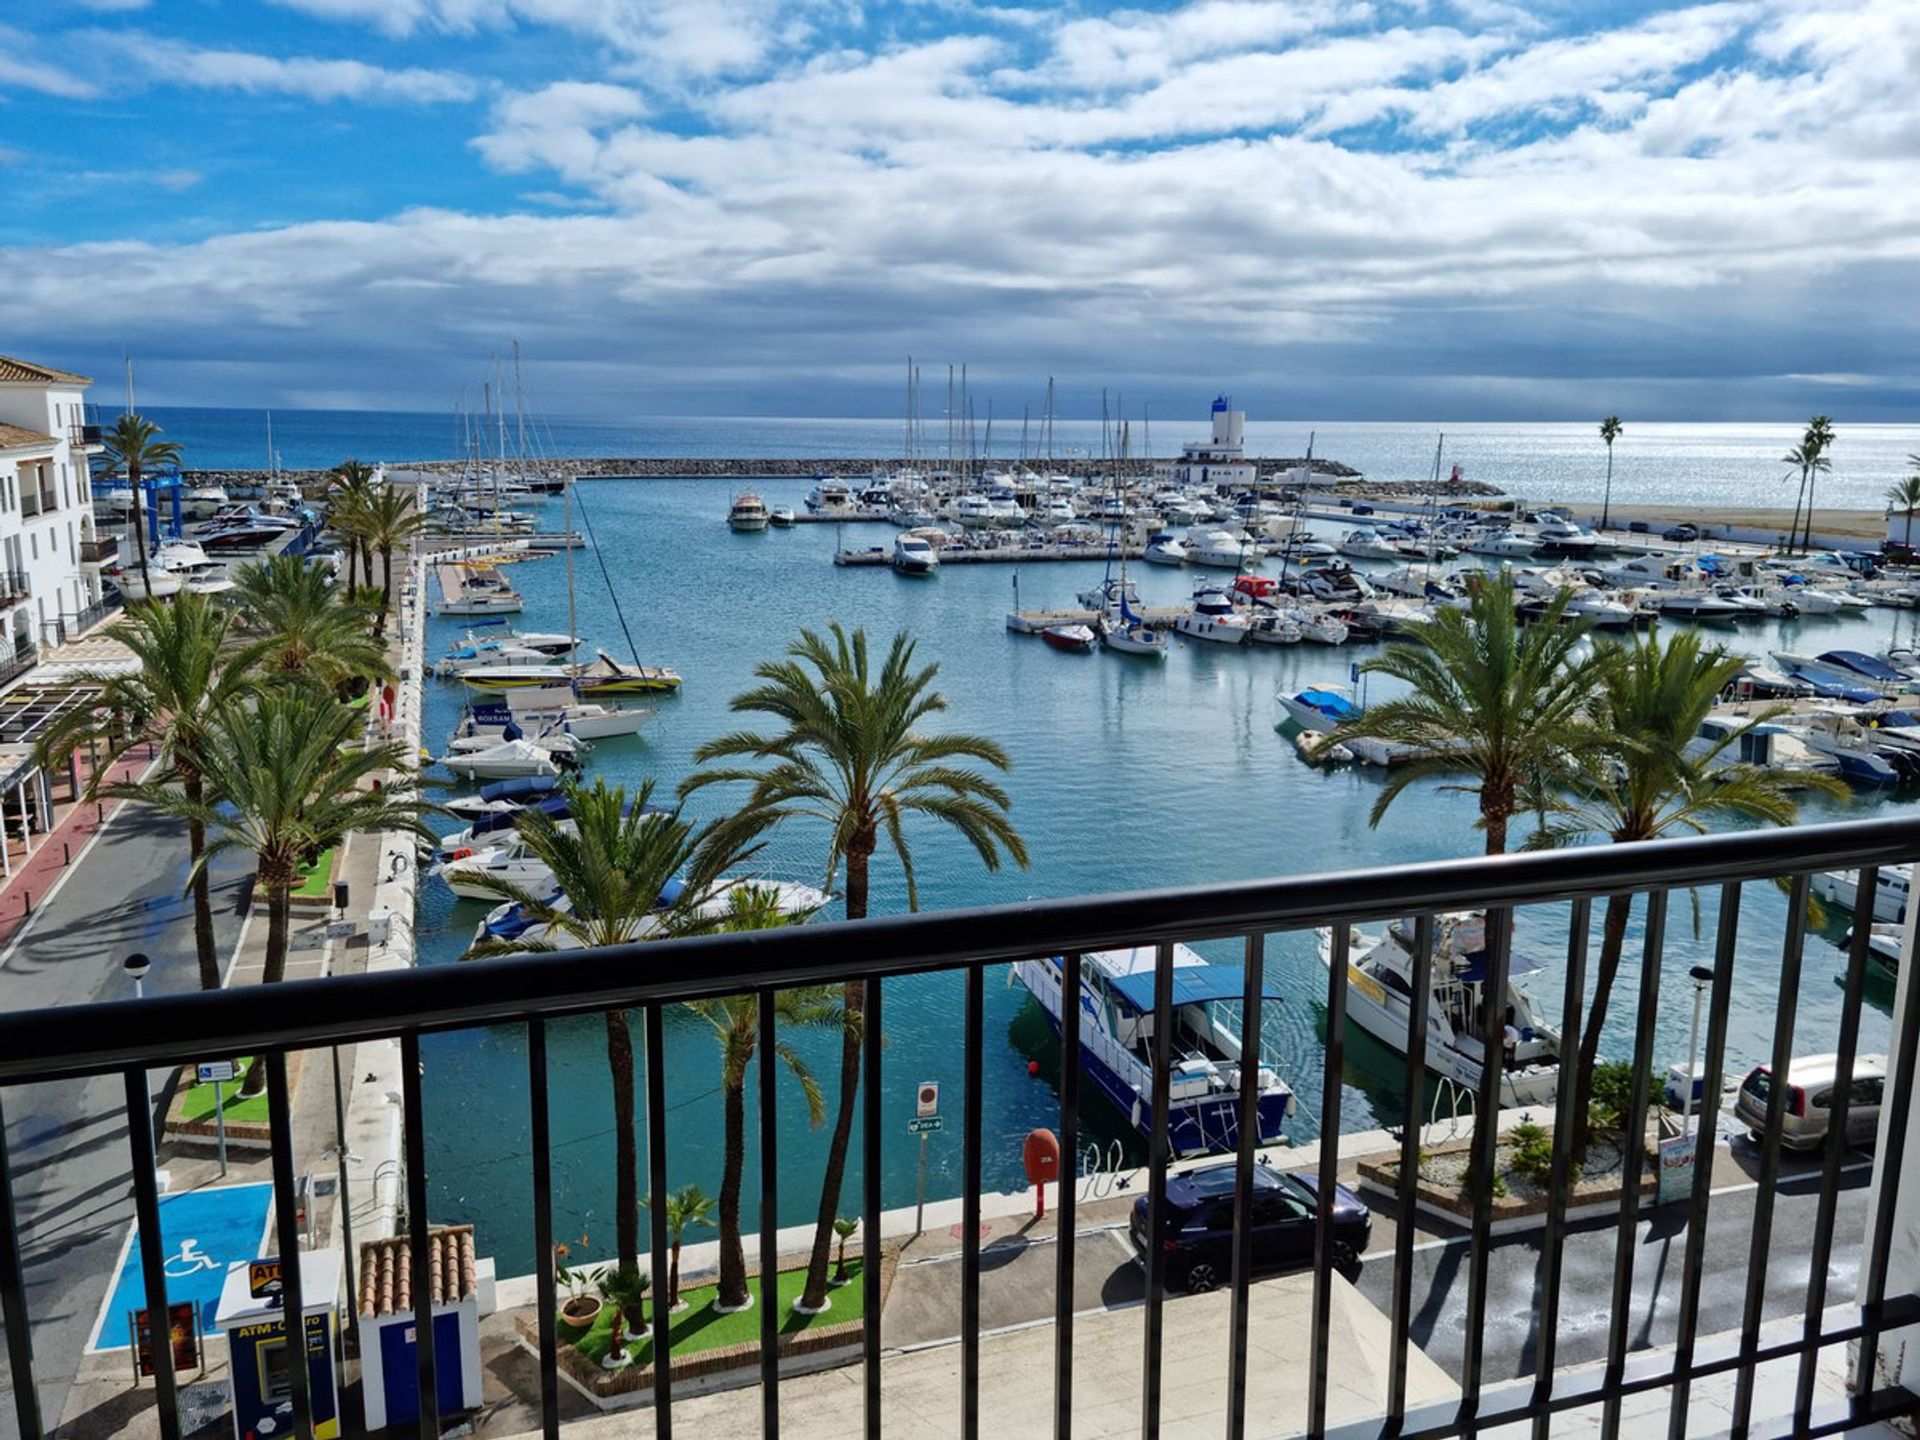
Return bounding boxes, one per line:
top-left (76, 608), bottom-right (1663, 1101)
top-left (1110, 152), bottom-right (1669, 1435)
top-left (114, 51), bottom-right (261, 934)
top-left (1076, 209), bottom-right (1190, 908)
top-left (1802, 471), bottom-right (1818, 553)
top-left (1788, 469), bottom-right (1808, 555)
top-left (360, 540), bottom-right (373, 596)
top-left (344, 542), bottom-right (357, 596)
top-left (669, 1240), bottom-right (682, 1308)
top-left (378, 543), bottom-right (394, 637)
top-left (607, 1009), bottom-right (640, 1274)
top-left (240, 884), bottom-right (293, 1097)
top-left (1601, 448), bottom-right (1613, 531)
top-left (183, 773), bottom-right (220, 991)
top-left (801, 841), bottom-right (871, 1310)
top-left (1480, 775), bottom-right (1513, 856)
top-left (1570, 892), bottom-right (1633, 1164)
top-left (130, 464), bottom-right (152, 603)
top-left (1906, 509), bottom-right (1914, 549)
top-left (718, 1070), bottom-right (749, 1308)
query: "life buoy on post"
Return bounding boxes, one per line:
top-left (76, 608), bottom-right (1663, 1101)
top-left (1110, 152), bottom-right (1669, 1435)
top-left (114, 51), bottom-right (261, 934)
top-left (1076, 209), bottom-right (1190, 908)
top-left (1023, 1128), bottom-right (1062, 1220)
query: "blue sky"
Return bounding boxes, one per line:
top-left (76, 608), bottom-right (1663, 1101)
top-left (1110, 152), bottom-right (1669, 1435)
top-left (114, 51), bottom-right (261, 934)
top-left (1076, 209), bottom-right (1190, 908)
top-left (1, 0), bottom-right (1916, 420)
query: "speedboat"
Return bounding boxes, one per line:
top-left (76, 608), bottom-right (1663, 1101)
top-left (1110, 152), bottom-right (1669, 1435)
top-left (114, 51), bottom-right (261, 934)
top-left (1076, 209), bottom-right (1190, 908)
top-left (728, 493), bottom-right (770, 531)
top-left (1277, 686), bottom-right (1361, 733)
top-left (461, 692), bottom-right (651, 742)
top-left (1655, 590), bottom-right (1744, 622)
top-left (1243, 612), bottom-right (1303, 645)
top-left (1174, 586), bottom-right (1250, 644)
top-left (1078, 577), bottom-right (1141, 611)
top-left (1466, 532), bottom-right (1536, 559)
top-left (1041, 623), bottom-right (1096, 653)
top-left (445, 625), bottom-right (579, 659)
top-left (434, 738), bottom-right (579, 781)
top-left (106, 560), bottom-right (183, 601)
top-left (474, 877), bottom-right (832, 947)
top-left (443, 774), bottom-right (561, 823)
top-left (436, 644), bottom-right (570, 678)
top-left (1321, 913), bottom-right (1563, 1107)
top-left (769, 507), bottom-right (796, 528)
top-left (1143, 532), bottom-right (1189, 566)
top-left (1288, 608), bottom-right (1350, 645)
top-left (1010, 946), bottom-right (1295, 1157)
top-left (1185, 527), bottom-right (1258, 569)
top-left (435, 834), bottom-right (566, 900)
top-left (1339, 530), bottom-right (1405, 562)
top-left (892, 532), bottom-right (939, 574)
top-left (1812, 865), bottom-right (1912, 925)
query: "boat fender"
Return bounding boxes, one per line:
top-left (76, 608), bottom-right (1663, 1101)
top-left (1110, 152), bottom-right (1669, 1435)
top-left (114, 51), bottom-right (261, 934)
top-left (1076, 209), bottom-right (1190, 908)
top-left (450, 848), bottom-right (472, 861)
top-left (1027, 1060), bottom-right (1041, 1076)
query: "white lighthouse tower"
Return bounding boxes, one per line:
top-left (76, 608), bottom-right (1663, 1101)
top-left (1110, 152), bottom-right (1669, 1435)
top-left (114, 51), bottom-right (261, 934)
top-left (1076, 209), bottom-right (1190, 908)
top-left (1153, 394), bottom-right (1256, 491)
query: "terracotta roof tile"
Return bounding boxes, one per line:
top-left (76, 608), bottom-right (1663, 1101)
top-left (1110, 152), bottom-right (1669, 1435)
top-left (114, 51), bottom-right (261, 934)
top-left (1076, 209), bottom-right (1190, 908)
top-left (0, 423), bottom-right (56, 452)
top-left (0, 354), bottom-right (91, 386)
top-left (359, 1225), bottom-right (478, 1318)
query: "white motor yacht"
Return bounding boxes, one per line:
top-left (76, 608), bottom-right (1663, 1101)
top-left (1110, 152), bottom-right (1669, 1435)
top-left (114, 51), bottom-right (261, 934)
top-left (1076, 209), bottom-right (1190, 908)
top-left (1175, 586), bottom-right (1251, 644)
top-left (434, 738), bottom-right (579, 781)
top-left (1812, 865), bottom-right (1912, 925)
top-left (1185, 526), bottom-right (1258, 570)
top-left (728, 493), bottom-right (770, 531)
top-left (1339, 530), bottom-right (1405, 562)
top-left (892, 532), bottom-right (939, 575)
top-left (1143, 532), bottom-right (1189, 566)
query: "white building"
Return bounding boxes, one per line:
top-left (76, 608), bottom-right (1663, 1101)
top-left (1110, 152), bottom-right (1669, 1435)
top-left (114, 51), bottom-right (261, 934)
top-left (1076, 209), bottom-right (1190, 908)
top-left (0, 354), bottom-right (108, 658)
top-left (1151, 395), bottom-right (1257, 491)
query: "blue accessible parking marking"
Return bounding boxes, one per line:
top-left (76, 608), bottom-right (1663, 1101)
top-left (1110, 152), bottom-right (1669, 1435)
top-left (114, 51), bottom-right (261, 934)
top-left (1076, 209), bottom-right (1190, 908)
top-left (87, 1182), bottom-right (275, 1352)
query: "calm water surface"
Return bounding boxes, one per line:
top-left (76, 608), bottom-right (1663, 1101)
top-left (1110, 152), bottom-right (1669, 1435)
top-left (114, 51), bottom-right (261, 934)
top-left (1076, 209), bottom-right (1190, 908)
top-left (416, 480), bottom-right (1915, 1272)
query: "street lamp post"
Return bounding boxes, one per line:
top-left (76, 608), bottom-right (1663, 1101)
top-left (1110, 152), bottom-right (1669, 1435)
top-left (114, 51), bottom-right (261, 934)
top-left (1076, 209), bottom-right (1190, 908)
top-left (124, 952), bottom-right (153, 1141)
top-left (1682, 963), bottom-right (1716, 1139)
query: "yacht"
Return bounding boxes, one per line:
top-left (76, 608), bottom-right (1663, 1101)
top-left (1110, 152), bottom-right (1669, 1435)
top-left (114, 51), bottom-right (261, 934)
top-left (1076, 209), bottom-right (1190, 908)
top-left (1143, 532), bottom-right (1189, 566)
top-left (1467, 532), bottom-right (1536, 559)
top-left (986, 487), bottom-right (1029, 528)
top-left (1243, 612), bottom-right (1304, 645)
top-left (1078, 577), bottom-right (1141, 612)
top-left (892, 532), bottom-right (939, 575)
top-left (1185, 526), bottom-right (1258, 570)
top-left (769, 506), bottom-right (797, 528)
top-left (433, 737), bottom-right (579, 781)
top-left (462, 691), bottom-right (651, 742)
top-left (1321, 914), bottom-right (1563, 1107)
top-left (1340, 529), bottom-right (1405, 562)
top-left (1812, 865), bottom-right (1912, 925)
top-left (953, 493), bottom-right (994, 527)
top-left (1655, 590), bottom-right (1744, 622)
top-left (107, 558), bottom-right (183, 601)
top-left (434, 834), bottom-right (568, 901)
top-left (1174, 586), bottom-right (1250, 644)
top-left (1011, 946), bottom-right (1295, 1157)
top-left (728, 493), bottom-right (770, 531)
top-left (443, 774), bottom-right (562, 824)
top-left (1533, 515), bottom-right (1600, 556)
top-left (805, 477), bottom-right (855, 513)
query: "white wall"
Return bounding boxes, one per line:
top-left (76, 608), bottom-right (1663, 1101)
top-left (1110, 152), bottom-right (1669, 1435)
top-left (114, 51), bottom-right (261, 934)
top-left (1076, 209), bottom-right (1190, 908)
top-left (0, 379), bottom-right (100, 644)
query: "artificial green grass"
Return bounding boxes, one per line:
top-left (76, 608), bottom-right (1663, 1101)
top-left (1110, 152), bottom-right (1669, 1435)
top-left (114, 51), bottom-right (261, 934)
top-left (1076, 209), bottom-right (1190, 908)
top-left (250, 847), bottom-right (338, 902)
top-left (178, 1062), bottom-right (269, 1124)
top-left (559, 1260), bottom-right (867, 1367)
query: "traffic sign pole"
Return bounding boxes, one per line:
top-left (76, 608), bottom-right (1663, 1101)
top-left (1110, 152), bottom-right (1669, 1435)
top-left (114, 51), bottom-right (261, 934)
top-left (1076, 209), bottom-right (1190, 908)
top-left (213, 1080), bottom-right (227, 1176)
top-left (914, 1132), bottom-right (928, 1239)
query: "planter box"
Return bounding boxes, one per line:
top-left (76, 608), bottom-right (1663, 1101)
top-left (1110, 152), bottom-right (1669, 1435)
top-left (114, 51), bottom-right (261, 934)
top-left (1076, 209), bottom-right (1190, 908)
top-left (161, 1051), bottom-right (306, 1151)
top-left (1357, 1129), bottom-right (1657, 1237)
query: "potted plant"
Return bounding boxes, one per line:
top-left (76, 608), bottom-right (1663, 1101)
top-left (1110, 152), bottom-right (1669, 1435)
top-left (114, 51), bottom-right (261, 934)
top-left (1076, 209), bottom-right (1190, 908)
top-left (554, 1243), bottom-right (601, 1328)
top-left (597, 1264), bottom-right (652, 1368)
top-left (831, 1217), bottom-right (858, 1285)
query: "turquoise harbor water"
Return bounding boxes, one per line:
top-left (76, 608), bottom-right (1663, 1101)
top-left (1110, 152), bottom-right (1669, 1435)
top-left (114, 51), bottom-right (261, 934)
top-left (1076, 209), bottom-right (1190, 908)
top-left (143, 406), bottom-right (1920, 514)
top-left (414, 480), bottom-right (1914, 1274)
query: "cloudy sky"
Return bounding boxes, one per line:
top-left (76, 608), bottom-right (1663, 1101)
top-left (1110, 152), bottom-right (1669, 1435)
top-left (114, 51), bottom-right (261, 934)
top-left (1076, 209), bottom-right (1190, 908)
top-left (1, 0), bottom-right (1916, 419)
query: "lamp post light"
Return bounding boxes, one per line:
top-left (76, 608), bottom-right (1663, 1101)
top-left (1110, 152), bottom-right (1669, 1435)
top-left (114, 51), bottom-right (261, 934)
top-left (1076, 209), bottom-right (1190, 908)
top-left (124, 952), bottom-right (154, 1140)
top-left (1683, 963), bottom-right (1716, 1139)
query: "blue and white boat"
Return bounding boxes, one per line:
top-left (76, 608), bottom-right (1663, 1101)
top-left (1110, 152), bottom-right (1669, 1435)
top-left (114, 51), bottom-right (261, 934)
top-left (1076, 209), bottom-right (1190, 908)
top-left (1012, 946), bottom-right (1295, 1157)
top-left (1277, 686), bottom-right (1359, 733)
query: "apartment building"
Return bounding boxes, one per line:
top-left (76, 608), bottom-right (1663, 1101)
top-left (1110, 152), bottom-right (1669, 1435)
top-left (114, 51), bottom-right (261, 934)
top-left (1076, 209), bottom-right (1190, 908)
top-left (0, 354), bottom-right (109, 658)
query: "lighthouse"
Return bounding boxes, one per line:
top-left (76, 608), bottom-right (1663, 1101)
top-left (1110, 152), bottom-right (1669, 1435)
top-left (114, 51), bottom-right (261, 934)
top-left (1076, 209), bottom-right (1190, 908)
top-left (1152, 395), bottom-right (1256, 491)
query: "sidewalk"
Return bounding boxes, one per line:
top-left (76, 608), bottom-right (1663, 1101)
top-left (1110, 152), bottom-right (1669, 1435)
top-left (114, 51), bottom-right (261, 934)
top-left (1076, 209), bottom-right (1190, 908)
top-left (0, 744), bottom-right (158, 955)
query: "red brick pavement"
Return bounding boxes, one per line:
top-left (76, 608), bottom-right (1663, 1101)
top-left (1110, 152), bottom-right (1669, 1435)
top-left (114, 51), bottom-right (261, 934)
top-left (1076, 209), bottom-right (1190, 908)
top-left (0, 746), bottom-right (159, 952)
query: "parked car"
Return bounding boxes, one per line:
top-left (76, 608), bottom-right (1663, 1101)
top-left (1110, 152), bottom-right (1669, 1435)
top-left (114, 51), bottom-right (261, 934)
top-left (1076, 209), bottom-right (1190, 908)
top-left (1733, 1052), bottom-right (1887, 1151)
top-left (1128, 1160), bottom-right (1371, 1293)
top-left (1628, 520), bottom-right (1651, 534)
top-left (1663, 523), bottom-right (1701, 542)
top-left (1351, 503), bottom-right (1375, 516)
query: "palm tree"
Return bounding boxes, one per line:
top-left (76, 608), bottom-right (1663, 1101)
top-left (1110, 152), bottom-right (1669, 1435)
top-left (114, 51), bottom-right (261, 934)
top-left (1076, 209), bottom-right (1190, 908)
top-left (126, 690), bottom-right (426, 1091)
top-left (1326, 574), bottom-right (1608, 855)
top-left (230, 554), bottom-right (388, 689)
top-left (461, 779), bottom-right (759, 1277)
top-left (29, 594), bottom-right (263, 990)
top-left (1537, 628), bottom-right (1846, 1160)
top-left (360, 483), bottom-right (428, 635)
top-left (1598, 416), bottom-right (1622, 532)
top-left (1885, 475), bottom-right (1920, 549)
top-left (682, 624), bottom-right (1029, 1311)
top-left (1799, 415), bottom-right (1836, 553)
top-left (1781, 441), bottom-right (1832, 556)
top-left (328, 460), bottom-right (377, 597)
top-left (656, 1184), bottom-right (715, 1310)
top-left (98, 414), bottom-right (183, 602)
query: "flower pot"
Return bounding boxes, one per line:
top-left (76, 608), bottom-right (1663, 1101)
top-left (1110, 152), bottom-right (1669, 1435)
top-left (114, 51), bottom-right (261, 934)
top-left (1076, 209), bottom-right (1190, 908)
top-left (561, 1295), bottom-right (603, 1327)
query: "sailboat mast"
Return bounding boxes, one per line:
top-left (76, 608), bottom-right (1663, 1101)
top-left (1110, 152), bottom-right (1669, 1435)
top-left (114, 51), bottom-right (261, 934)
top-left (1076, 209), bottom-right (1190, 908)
top-left (564, 472), bottom-right (578, 654)
top-left (513, 340), bottom-right (529, 481)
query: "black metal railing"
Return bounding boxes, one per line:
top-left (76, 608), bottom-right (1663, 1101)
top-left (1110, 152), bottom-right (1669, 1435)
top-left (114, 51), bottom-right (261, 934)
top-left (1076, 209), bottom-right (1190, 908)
top-left (68, 424), bottom-right (102, 449)
top-left (0, 646), bottom-right (35, 690)
top-left (0, 573), bottom-right (27, 605)
top-left (2, 818), bottom-right (1920, 1440)
top-left (78, 537), bottom-right (117, 565)
top-left (17, 492), bottom-right (40, 519)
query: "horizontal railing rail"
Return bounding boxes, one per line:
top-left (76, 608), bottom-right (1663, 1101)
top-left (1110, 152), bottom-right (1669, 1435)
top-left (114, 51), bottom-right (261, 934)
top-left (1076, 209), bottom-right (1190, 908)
top-left (3, 813), bottom-right (1919, 1440)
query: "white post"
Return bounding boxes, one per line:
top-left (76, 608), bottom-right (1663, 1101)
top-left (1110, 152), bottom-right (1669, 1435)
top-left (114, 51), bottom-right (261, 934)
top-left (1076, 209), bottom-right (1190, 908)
top-left (1683, 978), bottom-right (1706, 1138)
top-left (17, 781), bottom-right (31, 859)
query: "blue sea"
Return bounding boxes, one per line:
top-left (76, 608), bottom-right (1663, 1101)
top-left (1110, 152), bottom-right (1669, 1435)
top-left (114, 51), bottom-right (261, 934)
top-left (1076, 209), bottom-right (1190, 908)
top-left (138, 406), bottom-right (1920, 514)
top-left (412, 480), bottom-right (1914, 1275)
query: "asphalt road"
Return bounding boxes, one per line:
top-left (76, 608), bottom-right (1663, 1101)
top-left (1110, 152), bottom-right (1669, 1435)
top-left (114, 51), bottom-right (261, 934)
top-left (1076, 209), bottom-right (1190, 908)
top-left (0, 804), bottom-right (250, 1438)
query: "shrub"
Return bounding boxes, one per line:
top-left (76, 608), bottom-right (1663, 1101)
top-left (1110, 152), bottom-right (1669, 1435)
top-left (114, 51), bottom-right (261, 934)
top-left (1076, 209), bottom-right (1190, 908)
top-left (1511, 1131), bottom-right (1555, 1185)
top-left (1587, 1060), bottom-right (1654, 1136)
top-left (1509, 1120), bottom-right (1548, 1148)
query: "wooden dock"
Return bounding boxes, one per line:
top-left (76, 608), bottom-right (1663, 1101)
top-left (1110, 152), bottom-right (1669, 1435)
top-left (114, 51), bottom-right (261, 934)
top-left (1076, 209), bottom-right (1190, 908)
top-left (835, 543), bottom-right (1146, 567)
top-left (1005, 606), bottom-right (1185, 633)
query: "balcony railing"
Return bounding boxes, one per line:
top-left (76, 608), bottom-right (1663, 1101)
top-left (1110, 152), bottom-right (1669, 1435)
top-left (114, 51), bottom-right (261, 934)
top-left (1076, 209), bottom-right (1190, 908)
top-left (0, 572), bottom-right (28, 606)
top-left (17, 492), bottom-right (40, 519)
top-left (0, 645), bottom-right (36, 690)
top-left (67, 423), bottom-right (102, 449)
top-left (78, 536), bottom-right (118, 565)
top-left (2, 818), bottom-right (1919, 1440)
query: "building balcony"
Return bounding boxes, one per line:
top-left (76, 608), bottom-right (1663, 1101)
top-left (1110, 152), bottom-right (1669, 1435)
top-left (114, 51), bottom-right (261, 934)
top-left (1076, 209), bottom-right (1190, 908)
top-left (17, 492), bottom-right (40, 519)
top-left (0, 819), bottom-right (1917, 1440)
top-left (0, 571), bottom-right (28, 605)
top-left (78, 536), bottom-right (117, 566)
top-left (67, 423), bottom-right (102, 452)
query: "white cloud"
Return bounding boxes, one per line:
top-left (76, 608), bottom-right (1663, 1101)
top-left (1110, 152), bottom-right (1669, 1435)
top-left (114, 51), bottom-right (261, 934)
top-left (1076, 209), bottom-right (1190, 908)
top-left (154, 169), bottom-right (204, 192)
top-left (0, 25), bottom-right (98, 99)
top-left (72, 0), bottom-right (153, 10)
top-left (92, 33), bottom-right (477, 103)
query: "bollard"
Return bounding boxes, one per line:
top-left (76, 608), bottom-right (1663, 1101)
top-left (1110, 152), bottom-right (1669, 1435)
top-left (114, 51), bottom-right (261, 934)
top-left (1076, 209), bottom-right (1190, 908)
top-left (21, 892), bottom-right (30, 914)
top-left (63, 843), bottom-right (70, 865)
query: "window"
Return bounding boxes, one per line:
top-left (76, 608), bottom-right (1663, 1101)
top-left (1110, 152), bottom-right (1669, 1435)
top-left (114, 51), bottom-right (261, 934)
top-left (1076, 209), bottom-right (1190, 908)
top-left (1850, 1076), bottom-right (1885, 1107)
top-left (1810, 1088), bottom-right (1833, 1111)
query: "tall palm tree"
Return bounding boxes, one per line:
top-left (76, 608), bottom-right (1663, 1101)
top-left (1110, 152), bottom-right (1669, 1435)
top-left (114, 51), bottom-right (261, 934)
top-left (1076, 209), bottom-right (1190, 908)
top-left (1536, 628), bottom-right (1845, 1160)
top-left (126, 690), bottom-right (425, 1090)
top-left (1799, 415), bottom-right (1836, 553)
top-left (1327, 574), bottom-right (1608, 855)
top-left (98, 414), bottom-right (182, 602)
top-left (230, 554), bottom-right (388, 689)
top-left (1598, 416), bottom-right (1622, 532)
top-left (682, 624), bottom-right (1029, 1311)
top-left (328, 460), bottom-right (377, 597)
top-left (1885, 474), bottom-right (1920, 549)
top-left (29, 594), bottom-right (264, 990)
top-left (1781, 442), bottom-right (1832, 557)
top-left (656, 1184), bottom-right (715, 1310)
top-left (360, 483), bottom-right (428, 635)
top-left (461, 779), bottom-right (759, 1276)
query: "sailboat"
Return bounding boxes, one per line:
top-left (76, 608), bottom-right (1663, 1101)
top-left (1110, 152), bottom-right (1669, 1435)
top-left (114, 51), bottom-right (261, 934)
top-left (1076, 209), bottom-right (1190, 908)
top-left (1097, 423), bottom-right (1166, 657)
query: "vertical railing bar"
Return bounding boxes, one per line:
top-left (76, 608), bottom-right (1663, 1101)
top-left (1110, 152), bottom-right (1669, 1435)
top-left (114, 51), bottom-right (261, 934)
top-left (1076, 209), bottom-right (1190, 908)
top-left (1795, 866), bottom-right (1879, 1425)
top-left (962, 963), bottom-right (984, 1440)
top-left (400, 1031), bottom-right (440, 1440)
top-left (265, 1051), bottom-right (314, 1440)
top-left (1601, 888), bottom-right (1667, 1438)
top-left (1529, 896), bottom-right (1590, 1437)
top-left (757, 989), bottom-right (779, 1439)
top-left (124, 1067), bottom-right (181, 1440)
top-left (1460, 905), bottom-right (1513, 1420)
top-left (1732, 872), bottom-right (1810, 1431)
top-left (1226, 933), bottom-right (1264, 1440)
top-left (1054, 954), bottom-right (1081, 1440)
top-left (1141, 940), bottom-right (1174, 1440)
top-left (1666, 882), bottom-right (1741, 1440)
top-left (527, 1020), bottom-right (561, 1440)
top-left (863, 976), bottom-right (884, 1440)
top-left (1856, 872), bottom-right (1920, 1394)
top-left (645, 1005), bottom-right (674, 1437)
top-left (0, 1088), bottom-right (47, 1440)
top-left (1309, 925), bottom-right (1349, 1436)
top-left (1391, 914), bottom-right (1437, 1427)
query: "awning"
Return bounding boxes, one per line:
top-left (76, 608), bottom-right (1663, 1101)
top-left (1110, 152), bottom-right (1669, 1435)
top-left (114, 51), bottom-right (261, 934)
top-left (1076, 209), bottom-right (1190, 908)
top-left (1452, 951), bottom-right (1542, 985)
top-left (1106, 961), bottom-right (1286, 1011)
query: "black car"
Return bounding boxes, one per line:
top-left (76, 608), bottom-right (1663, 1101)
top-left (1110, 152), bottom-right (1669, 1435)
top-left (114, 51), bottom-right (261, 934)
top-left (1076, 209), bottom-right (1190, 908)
top-left (1663, 523), bottom-right (1700, 542)
top-left (1128, 1161), bottom-right (1372, 1293)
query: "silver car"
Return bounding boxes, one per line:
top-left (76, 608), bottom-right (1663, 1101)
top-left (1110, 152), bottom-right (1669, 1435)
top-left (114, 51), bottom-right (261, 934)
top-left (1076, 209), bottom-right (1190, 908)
top-left (1734, 1052), bottom-right (1887, 1151)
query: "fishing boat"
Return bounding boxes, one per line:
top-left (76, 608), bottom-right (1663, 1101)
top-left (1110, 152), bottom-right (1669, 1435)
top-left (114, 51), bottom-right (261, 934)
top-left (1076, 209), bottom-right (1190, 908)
top-left (1320, 914), bottom-right (1563, 1107)
top-left (1174, 586), bottom-right (1250, 644)
top-left (1812, 865), bottom-right (1912, 924)
top-left (1010, 946), bottom-right (1296, 1157)
top-left (1041, 623), bottom-right (1096, 653)
top-left (892, 532), bottom-right (939, 574)
top-left (729, 493), bottom-right (770, 531)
